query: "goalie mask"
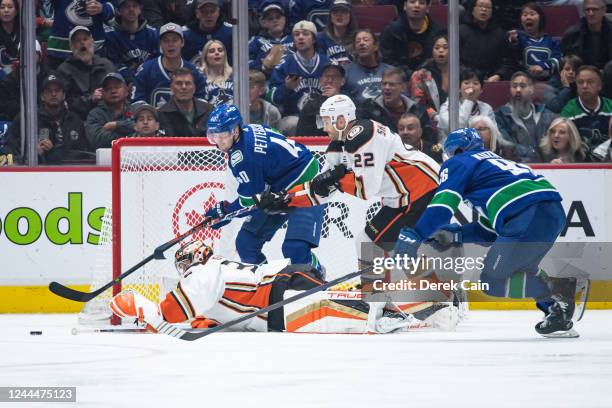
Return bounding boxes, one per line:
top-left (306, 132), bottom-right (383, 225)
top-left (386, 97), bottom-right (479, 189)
top-left (317, 94), bottom-right (356, 140)
top-left (174, 240), bottom-right (213, 277)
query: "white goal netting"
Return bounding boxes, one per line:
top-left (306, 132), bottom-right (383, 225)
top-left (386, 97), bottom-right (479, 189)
top-left (81, 137), bottom-right (382, 324)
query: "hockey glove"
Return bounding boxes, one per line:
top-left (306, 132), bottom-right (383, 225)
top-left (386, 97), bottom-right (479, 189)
top-left (253, 189), bottom-right (290, 215)
top-left (426, 224), bottom-right (463, 251)
top-left (394, 227), bottom-right (422, 259)
top-left (205, 201), bottom-right (231, 229)
top-left (310, 164), bottom-right (347, 197)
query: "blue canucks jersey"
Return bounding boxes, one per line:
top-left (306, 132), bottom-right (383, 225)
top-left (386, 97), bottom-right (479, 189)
top-left (248, 34), bottom-right (293, 71)
top-left (514, 31), bottom-right (561, 72)
top-left (268, 52), bottom-right (330, 114)
top-left (316, 31), bottom-right (352, 63)
top-left (204, 77), bottom-right (234, 106)
top-left (289, 0), bottom-right (332, 31)
top-left (131, 57), bottom-right (207, 107)
top-left (414, 149), bottom-right (562, 239)
top-left (104, 20), bottom-right (159, 83)
top-left (227, 124), bottom-right (319, 208)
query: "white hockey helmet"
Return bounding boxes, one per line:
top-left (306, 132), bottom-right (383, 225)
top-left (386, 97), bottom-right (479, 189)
top-left (174, 239), bottom-right (213, 277)
top-left (317, 94), bottom-right (356, 135)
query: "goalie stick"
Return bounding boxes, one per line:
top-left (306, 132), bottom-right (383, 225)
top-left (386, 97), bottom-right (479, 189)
top-left (48, 206), bottom-right (255, 303)
top-left (153, 265), bottom-right (375, 341)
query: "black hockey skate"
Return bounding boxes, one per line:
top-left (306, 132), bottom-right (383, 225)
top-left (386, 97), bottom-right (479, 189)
top-left (535, 278), bottom-right (579, 338)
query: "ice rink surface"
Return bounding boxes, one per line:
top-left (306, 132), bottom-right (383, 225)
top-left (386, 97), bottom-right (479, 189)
top-left (1, 310), bottom-right (611, 408)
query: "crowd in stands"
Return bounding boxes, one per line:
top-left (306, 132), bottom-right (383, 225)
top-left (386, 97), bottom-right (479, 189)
top-left (0, 0), bottom-right (611, 166)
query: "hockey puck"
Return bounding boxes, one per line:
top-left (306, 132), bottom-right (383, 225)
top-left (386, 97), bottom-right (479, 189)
top-left (30, 331), bottom-right (42, 335)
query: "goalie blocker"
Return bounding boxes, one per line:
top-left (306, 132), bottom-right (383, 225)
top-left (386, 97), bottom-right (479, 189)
top-left (110, 240), bottom-right (459, 334)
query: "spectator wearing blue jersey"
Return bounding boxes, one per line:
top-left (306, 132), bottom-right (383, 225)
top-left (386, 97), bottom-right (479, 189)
top-left (249, 1), bottom-right (293, 76)
top-left (132, 23), bottom-right (206, 108)
top-left (182, 0), bottom-right (233, 64)
top-left (194, 39), bottom-right (234, 106)
top-left (105, 0), bottom-right (159, 84)
top-left (57, 26), bottom-right (117, 121)
top-left (47, 0), bottom-right (116, 68)
top-left (205, 104), bottom-right (326, 277)
top-left (157, 67), bottom-right (213, 136)
top-left (316, 0), bottom-right (355, 65)
top-left (268, 20), bottom-right (331, 135)
top-left (289, 0), bottom-right (332, 32)
top-left (344, 29), bottom-right (394, 105)
top-left (495, 71), bottom-right (557, 163)
top-left (507, 3), bottom-right (561, 81)
top-left (395, 128), bottom-right (582, 337)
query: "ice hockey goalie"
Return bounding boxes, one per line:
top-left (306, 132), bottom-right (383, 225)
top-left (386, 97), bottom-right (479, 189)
top-left (110, 240), bottom-right (459, 334)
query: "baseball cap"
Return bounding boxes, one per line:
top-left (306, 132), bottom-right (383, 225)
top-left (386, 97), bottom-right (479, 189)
top-left (322, 61), bottom-right (345, 77)
top-left (331, 0), bottom-right (352, 11)
top-left (69, 25), bottom-right (91, 41)
top-left (133, 103), bottom-right (159, 121)
top-left (42, 74), bottom-right (65, 91)
top-left (261, 2), bottom-right (285, 15)
top-left (159, 23), bottom-right (184, 39)
top-left (292, 20), bottom-right (317, 36)
top-left (102, 72), bottom-right (126, 87)
top-left (197, 0), bottom-right (221, 7)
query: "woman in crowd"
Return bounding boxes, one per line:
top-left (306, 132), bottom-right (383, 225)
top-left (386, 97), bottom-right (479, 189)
top-left (508, 2), bottom-right (561, 81)
top-left (438, 67), bottom-right (496, 139)
top-left (410, 34), bottom-right (450, 128)
top-left (195, 39), bottom-right (234, 107)
top-left (317, 0), bottom-right (356, 64)
top-left (0, 0), bottom-right (19, 75)
top-left (539, 117), bottom-right (587, 163)
top-left (544, 54), bottom-right (583, 113)
top-left (469, 115), bottom-right (501, 155)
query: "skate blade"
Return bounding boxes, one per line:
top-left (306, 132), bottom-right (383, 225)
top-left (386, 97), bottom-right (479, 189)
top-left (541, 328), bottom-right (580, 338)
top-left (575, 279), bottom-right (590, 322)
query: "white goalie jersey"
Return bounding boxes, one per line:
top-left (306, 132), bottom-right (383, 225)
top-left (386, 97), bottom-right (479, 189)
top-left (161, 256), bottom-right (292, 332)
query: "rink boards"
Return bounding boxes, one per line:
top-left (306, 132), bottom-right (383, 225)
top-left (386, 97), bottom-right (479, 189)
top-left (0, 165), bottom-right (611, 312)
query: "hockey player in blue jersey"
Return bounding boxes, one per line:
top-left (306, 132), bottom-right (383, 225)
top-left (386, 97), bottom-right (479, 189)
top-left (394, 128), bottom-right (583, 337)
top-left (204, 104), bottom-right (326, 277)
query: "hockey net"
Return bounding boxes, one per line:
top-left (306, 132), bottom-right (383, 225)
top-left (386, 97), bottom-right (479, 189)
top-left (81, 137), bottom-right (382, 325)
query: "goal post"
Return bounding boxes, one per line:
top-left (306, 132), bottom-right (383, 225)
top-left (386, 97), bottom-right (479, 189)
top-left (82, 137), bottom-right (382, 325)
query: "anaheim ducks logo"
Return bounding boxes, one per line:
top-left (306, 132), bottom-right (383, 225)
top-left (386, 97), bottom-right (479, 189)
top-left (347, 125), bottom-right (363, 141)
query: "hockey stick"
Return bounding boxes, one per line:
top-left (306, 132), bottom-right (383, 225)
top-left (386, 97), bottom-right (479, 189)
top-left (154, 265), bottom-right (374, 341)
top-left (48, 206), bottom-right (255, 303)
